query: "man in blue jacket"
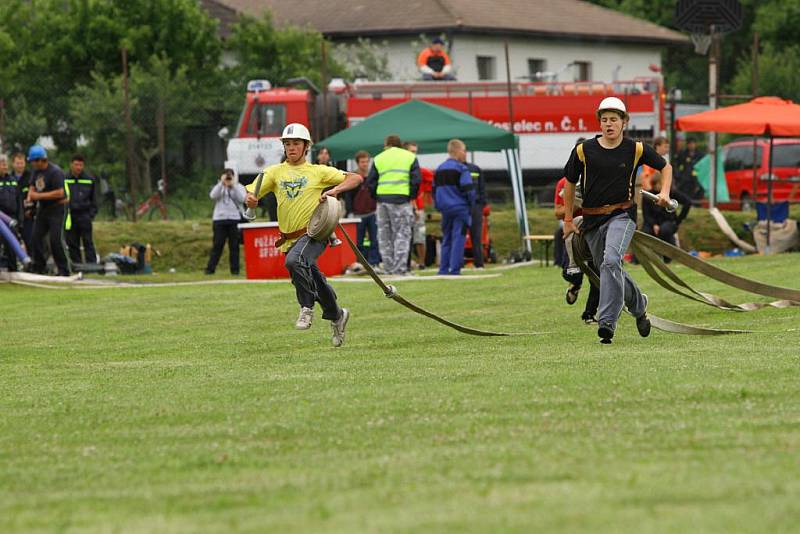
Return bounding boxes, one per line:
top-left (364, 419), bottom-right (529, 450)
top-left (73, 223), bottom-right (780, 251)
top-left (64, 154), bottom-right (98, 265)
top-left (433, 139), bottom-right (475, 275)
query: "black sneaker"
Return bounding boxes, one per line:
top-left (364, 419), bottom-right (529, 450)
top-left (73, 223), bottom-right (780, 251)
top-left (581, 312), bottom-right (598, 325)
top-left (598, 324), bottom-right (614, 344)
top-left (636, 294), bottom-right (651, 338)
top-left (565, 285), bottom-right (580, 305)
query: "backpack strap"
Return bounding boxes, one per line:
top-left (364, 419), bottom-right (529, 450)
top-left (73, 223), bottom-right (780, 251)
top-left (629, 141), bottom-right (644, 201)
top-left (576, 142), bottom-right (587, 192)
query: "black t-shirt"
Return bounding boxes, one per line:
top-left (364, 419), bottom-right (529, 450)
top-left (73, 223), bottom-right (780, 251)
top-left (564, 136), bottom-right (666, 230)
top-left (30, 163), bottom-right (66, 210)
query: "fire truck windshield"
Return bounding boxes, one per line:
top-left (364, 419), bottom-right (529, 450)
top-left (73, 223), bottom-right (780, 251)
top-left (238, 103), bottom-right (286, 137)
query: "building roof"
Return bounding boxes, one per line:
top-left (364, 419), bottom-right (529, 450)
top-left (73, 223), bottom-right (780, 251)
top-left (199, 0), bottom-right (239, 39)
top-left (213, 0), bottom-right (687, 45)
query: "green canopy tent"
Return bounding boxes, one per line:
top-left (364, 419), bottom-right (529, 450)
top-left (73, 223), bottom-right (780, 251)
top-left (318, 100), bottom-right (530, 252)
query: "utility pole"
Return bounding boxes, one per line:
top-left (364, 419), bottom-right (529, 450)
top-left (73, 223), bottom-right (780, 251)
top-left (708, 27), bottom-right (720, 208)
top-left (504, 41), bottom-right (515, 133)
top-left (122, 47), bottom-right (139, 219)
top-left (320, 40), bottom-right (329, 140)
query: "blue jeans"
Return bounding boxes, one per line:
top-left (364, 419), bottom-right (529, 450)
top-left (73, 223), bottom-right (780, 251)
top-left (438, 209), bottom-right (470, 275)
top-left (284, 235), bottom-right (341, 321)
top-left (356, 213), bottom-right (380, 265)
top-left (583, 213), bottom-right (646, 332)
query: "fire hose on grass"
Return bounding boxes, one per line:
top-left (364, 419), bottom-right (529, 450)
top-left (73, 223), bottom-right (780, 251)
top-left (0, 210), bottom-right (31, 268)
top-left (573, 192), bottom-right (800, 335)
top-left (303, 199), bottom-right (542, 337)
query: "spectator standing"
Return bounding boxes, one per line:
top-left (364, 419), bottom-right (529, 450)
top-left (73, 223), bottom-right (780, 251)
top-left (433, 139), bottom-right (475, 275)
top-left (27, 145), bottom-right (70, 276)
top-left (642, 173), bottom-right (691, 258)
top-left (315, 146), bottom-right (332, 166)
top-left (676, 137), bottom-right (705, 201)
top-left (366, 135), bottom-right (420, 275)
top-left (11, 152), bottom-right (33, 250)
top-left (350, 150), bottom-right (380, 265)
top-left (402, 141), bottom-right (433, 268)
top-left (465, 159), bottom-right (487, 268)
top-left (417, 37), bottom-right (455, 81)
top-left (0, 155), bottom-right (20, 271)
top-left (205, 169), bottom-right (246, 275)
top-left (639, 136), bottom-right (670, 191)
top-left (64, 154), bottom-right (98, 264)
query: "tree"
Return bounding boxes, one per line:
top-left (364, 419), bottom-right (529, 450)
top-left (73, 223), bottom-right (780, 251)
top-left (69, 55), bottom-right (198, 198)
top-left (1, 96), bottom-right (48, 153)
top-left (731, 44), bottom-right (800, 100)
top-left (225, 12), bottom-right (347, 89)
top-left (333, 38), bottom-right (391, 81)
top-left (0, 0), bottom-right (223, 152)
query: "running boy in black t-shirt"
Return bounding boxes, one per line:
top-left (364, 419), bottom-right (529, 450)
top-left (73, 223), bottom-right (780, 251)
top-left (562, 97), bottom-right (673, 344)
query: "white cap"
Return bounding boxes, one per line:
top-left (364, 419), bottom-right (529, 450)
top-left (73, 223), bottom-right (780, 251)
top-left (280, 123), bottom-right (312, 143)
top-left (596, 96), bottom-right (627, 117)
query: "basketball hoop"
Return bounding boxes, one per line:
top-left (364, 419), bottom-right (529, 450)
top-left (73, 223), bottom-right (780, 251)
top-left (676, 0), bottom-right (742, 55)
top-left (691, 32), bottom-right (713, 55)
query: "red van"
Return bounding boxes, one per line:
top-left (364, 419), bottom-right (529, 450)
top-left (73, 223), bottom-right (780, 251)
top-left (723, 137), bottom-right (800, 210)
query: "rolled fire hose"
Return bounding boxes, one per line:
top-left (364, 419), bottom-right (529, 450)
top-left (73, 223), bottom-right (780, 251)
top-left (0, 216), bottom-right (31, 267)
top-left (571, 234), bottom-right (750, 335)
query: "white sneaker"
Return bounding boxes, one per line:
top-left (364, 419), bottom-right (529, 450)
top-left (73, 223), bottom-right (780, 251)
top-left (331, 308), bottom-right (350, 347)
top-left (295, 307), bottom-right (313, 330)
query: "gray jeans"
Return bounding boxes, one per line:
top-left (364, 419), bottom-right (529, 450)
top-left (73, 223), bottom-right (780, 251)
top-left (376, 202), bottom-right (414, 274)
top-left (284, 235), bottom-right (341, 321)
top-left (583, 213), bottom-right (646, 332)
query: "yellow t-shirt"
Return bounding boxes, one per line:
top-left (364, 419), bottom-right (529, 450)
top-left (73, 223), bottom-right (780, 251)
top-left (247, 161), bottom-right (345, 251)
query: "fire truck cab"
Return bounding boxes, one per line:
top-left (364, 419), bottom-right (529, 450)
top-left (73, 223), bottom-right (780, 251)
top-left (225, 80), bottom-right (312, 181)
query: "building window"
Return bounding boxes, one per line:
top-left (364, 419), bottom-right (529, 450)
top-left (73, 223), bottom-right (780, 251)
top-left (528, 58), bottom-right (547, 80)
top-left (573, 61), bottom-right (591, 82)
top-left (477, 56), bottom-right (496, 80)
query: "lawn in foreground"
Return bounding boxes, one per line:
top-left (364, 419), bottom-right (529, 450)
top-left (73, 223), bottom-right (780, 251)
top-left (1, 255), bottom-right (799, 533)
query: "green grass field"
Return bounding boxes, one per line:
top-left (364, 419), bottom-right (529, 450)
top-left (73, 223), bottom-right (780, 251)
top-left (2, 251), bottom-right (800, 532)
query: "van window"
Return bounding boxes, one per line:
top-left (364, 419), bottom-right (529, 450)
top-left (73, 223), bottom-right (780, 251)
top-left (724, 145), bottom-right (762, 171)
top-left (245, 104), bottom-right (286, 136)
top-left (773, 144), bottom-right (800, 167)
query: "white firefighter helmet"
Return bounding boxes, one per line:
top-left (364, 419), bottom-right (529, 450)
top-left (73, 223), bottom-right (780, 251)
top-left (280, 123), bottom-right (312, 143)
top-left (596, 97), bottom-right (627, 117)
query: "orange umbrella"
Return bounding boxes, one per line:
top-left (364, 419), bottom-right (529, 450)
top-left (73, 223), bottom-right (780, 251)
top-left (676, 97), bottom-right (800, 136)
top-left (676, 96), bottom-right (800, 251)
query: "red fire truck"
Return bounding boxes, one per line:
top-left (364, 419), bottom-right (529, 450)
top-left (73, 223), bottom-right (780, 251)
top-left (225, 78), bottom-right (665, 181)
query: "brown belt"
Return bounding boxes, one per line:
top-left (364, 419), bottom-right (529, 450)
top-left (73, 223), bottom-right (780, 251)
top-left (275, 227), bottom-right (307, 248)
top-left (581, 201), bottom-right (632, 215)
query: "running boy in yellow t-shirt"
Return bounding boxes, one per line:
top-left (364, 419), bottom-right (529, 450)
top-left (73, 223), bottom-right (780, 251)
top-left (245, 123), bottom-right (363, 347)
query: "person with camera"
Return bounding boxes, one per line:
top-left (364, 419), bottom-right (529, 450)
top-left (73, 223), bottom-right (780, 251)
top-left (205, 169), bottom-right (246, 275)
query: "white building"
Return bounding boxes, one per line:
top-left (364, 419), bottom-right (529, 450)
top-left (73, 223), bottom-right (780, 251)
top-left (211, 0), bottom-right (685, 84)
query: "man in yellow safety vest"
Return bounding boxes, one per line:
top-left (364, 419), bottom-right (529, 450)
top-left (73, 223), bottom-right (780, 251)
top-left (365, 134), bottom-right (421, 275)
